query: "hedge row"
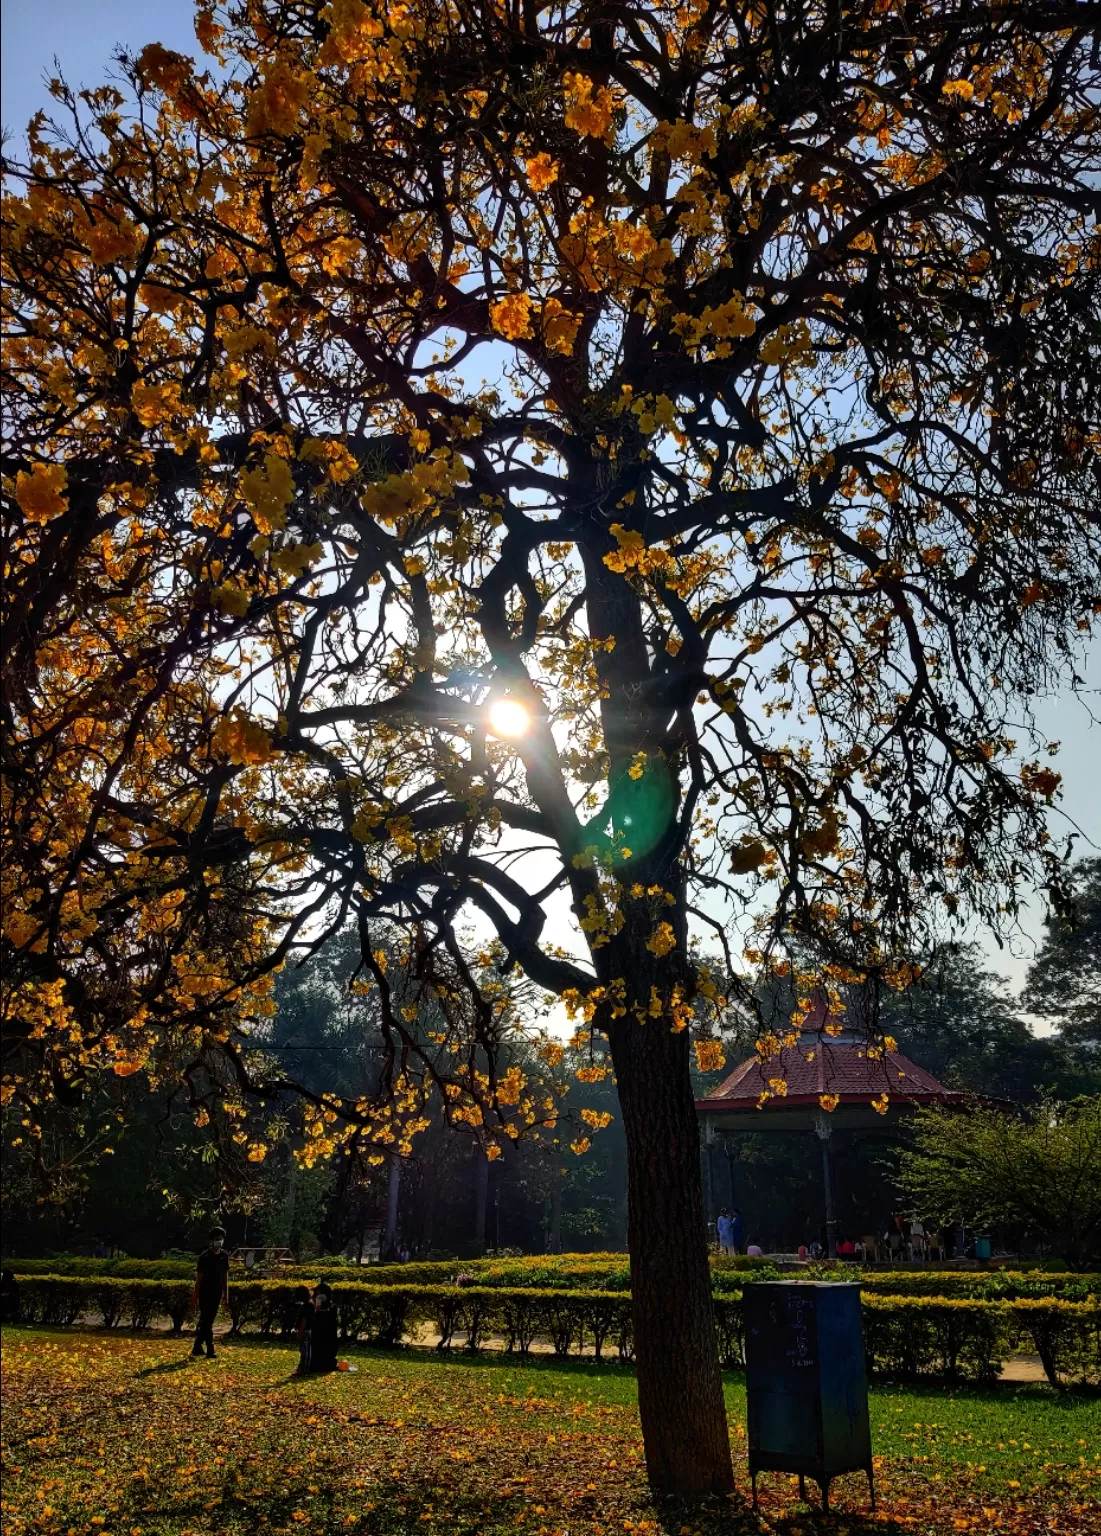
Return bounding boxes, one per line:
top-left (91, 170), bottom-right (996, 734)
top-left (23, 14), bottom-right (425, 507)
top-left (857, 1271), bottom-right (1098, 1302)
top-left (7, 1255), bottom-right (1095, 1301)
top-left (8, 1276), bottom-right (1098, 1388)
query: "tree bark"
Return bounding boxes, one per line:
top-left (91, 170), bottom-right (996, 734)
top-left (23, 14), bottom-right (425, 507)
top-left (548, 1163), bottom-right (563, 1254)
top-left (608, 1013), bottom-right (734, 1495)
top-left (472, 1144), bottom-right (490, 1255)
top-left (383, 1153), bottom-right (401, 1260)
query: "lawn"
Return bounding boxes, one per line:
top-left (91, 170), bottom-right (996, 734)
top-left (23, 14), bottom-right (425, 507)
top-left (1, 1329), bottom-right (1096, 1536)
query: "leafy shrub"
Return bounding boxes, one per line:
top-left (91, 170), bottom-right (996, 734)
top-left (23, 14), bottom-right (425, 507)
top-left (862, 1297), bottom-right (1009, 1383)
top-left (11, 1276), bottom-right (192, 1330)
top-left (862, 1271), bottom-right (1097, 1302)
top-left (10, 1272), bottom-right (1097, 1386)
top-left (1008, 1299), bottom-right (1101, 1388)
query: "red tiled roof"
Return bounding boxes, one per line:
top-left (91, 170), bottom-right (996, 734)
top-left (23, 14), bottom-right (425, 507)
top-left (699, 995), bottom-right (970, 1112)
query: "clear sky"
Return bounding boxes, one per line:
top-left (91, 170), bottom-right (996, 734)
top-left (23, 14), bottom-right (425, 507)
top-left (4, 0), bottom-right (1097, 998)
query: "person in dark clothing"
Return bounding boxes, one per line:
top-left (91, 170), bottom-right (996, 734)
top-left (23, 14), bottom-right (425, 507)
top-left (0, 1269), bottom-right (20, 1325)
top-left (310, 1284), bottom-right (339, 1373)
top-left (190, 1227), bottom-right (230, 1358)
top-left (292, 1286), bottom-right (314, 1375)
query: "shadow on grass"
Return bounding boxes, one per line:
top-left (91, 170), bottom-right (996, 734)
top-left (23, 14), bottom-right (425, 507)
top-left (134, 1358), bottom-right (195, 1378)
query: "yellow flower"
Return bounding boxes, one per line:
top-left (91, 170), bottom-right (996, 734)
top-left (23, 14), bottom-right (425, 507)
top-left (694, 1040), bottom-right (726, 1073)
top-left (211, 583), bottom-right (250, 617)
top-left (541, 297), bottom-right (581, 355)
top-left (131, 380), bottom-right (184, 426)
top-left (213, 713), bottom-right (274, 765)
top-left (247, 60), bottom-right (309, 137)
top-left (239, 452), bottom-right (295, 532)
top-left (525, 152), bottom-right (559, 190)
top-left (563, 74), bottom-right (616, 140)
top-left (645, 921), bottom-right (677, 957)
top-left (15, 462), bottom-right (68, 524)
top-left (271, 542), bottom-right (323, 578)
top-left (490, 292), bottom-right (534, 340)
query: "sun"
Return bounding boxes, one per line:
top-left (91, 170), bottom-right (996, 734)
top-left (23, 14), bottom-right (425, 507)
top-left (487, 697), bottom-right (530, 738)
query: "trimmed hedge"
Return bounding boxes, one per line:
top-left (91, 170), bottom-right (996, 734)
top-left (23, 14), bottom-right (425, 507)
top-left (7, 1253), bottom-right (1095, 1297)
top-left (11, 1277), bottom-right (195, 1333)
top-left (860, 1271), bottom-right (1098, 1303)
top-left (7, 1275), bottom-right (1098, 1387)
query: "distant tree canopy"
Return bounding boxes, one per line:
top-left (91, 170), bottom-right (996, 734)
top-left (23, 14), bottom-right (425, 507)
top-left (3, 0), bottom-right (1098, 1495)
top-left (880, 940), bottom-right (1097, 1104)
top-left (1023, 858), bottom-right (1101, 1054)
top-left (898, 1096), bottom-right (1101, 1266)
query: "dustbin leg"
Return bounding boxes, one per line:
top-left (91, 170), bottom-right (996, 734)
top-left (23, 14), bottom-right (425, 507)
top-left (820, 1476), bottom-right (830, 1513)
top-left (798, 1473), bottom-right (806, 1503)
top-left (867, 1463), bottom-right (876, 1511)
top-left (751, 1471), bottom-right (759, 1511)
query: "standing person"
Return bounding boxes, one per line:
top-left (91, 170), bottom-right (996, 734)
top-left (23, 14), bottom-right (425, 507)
top-left (190, 1227), bottom-right (230, 1359)
top-left (730, 1208), bottom-right (745, 1255)
top-left (888, 1222), bottom-right (902, 1265)
top-left (716, 1208), bottom-right (734, 1256)
top-left (0, 1269), bottom-right (20, 1324)
top-left (310, 1283), bottom-right (339, 1373)
top-left (291, 1286), bottom-right (314, 1376)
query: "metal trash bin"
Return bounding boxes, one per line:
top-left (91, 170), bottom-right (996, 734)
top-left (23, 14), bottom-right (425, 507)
top-left (743, 1281), bottom-right (874, 1512)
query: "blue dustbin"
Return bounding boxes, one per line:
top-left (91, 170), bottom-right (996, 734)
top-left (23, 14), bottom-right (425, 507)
top-left (975, 1236), bottom-right (991, 1260)
top-left (743, 1281), bottom-right (875, 1513)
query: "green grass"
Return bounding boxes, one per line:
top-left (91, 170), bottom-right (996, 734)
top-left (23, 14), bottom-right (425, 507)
top-left (1, 1328), bottom-right (1097, 1536)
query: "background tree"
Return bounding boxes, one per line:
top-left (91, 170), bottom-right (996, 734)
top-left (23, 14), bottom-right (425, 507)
top-left (879, 942), bottom-right (1097, 1103)
top-left (3, 0), bottom-right (1099, 1495)
top-left (1022, 858), bottom-right (1101, 1054)
top-left (897, 1097), bottom-right (1101, 1266)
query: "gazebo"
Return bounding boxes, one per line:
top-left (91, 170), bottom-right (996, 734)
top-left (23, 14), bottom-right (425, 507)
top-left (696, 994), bottom-right (972, 1257)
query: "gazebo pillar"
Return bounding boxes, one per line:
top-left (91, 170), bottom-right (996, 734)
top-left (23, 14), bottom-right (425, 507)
top-left (701, 1117), bottom-right (716, 1227)
top-left (814, 1111), bottom-right (839, 1259)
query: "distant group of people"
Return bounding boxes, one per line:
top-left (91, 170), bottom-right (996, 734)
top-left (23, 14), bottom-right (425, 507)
top-left (884, 1215), bottom-right (960, 1263)
top-left (716, 1208), bottom-right (762, 1256)
top-left (709, 1209), bottom-right (967, 1264)
top-left (188, 1225), bottom-right (341, 1372)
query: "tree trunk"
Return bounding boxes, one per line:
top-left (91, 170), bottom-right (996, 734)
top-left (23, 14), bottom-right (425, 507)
top-left (473, 1144), bottom-right (489, 1255)
top-left (608, 1014), bottom-right (734, 1495)
top-left (421, 1165), bottom-right (436, 1255)
top-left (383, 1153), bottom-right (401, 1260)
top-left (548, 1164), bottom-right (562, 1254)
top-left (282, 1145), bottom-right (296, 1249)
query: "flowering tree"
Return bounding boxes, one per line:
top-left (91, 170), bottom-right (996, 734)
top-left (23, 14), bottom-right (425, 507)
top-left (3, 0), bottom-right (1098, 1493)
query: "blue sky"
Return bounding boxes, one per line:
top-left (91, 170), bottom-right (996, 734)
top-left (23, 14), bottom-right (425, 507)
top-left (4, 0), bottom-right (1097, 997)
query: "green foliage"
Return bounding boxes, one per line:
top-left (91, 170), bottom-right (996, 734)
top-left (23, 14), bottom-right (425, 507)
top-left (862, 1296), bottom-right (1011, 1383)
top-left (861, 1271), bottom-right (1098, 1302)
top-left (880, 942), bottom-right (1089, 1102)
top-left (898, 1097), bottom-right (1101, 1265)
top-left (1022, 858), bottom-right (1101, 1055)
top-left (11, 1273), bottom-right (1098, 1387)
